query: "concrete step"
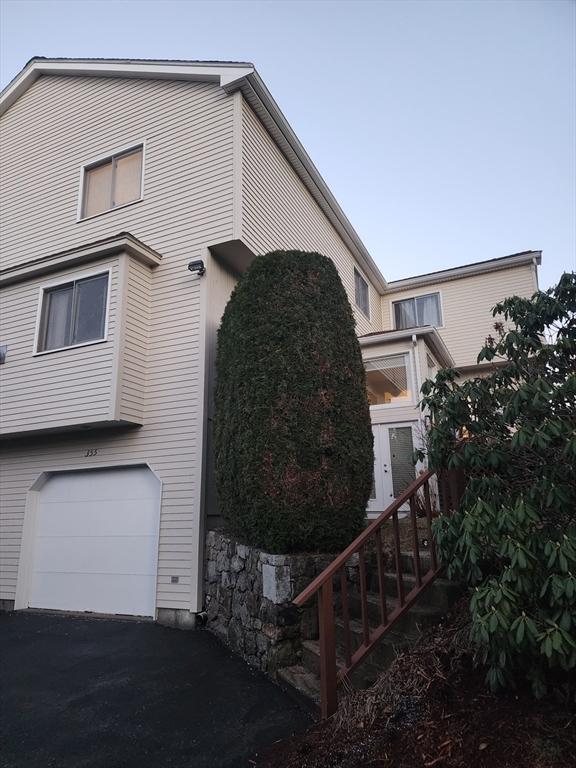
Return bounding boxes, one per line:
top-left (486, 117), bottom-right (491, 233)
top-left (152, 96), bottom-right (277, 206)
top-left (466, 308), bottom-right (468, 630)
top-left (346, 549), bottom-right (434, 578)
top-left (334, 615), bottom-right (412, 663)
top-left (277, 664), bottom-right (321, 705)
top-left (372, 573), bottom-right (462, 613)
top-left (346, 590), bottom-right (444, 633)
top-left (301, 636), bottom-right (405, 689)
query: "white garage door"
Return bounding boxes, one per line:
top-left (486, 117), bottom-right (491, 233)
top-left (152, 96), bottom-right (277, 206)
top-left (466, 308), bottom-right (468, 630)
top-left (28, 467), bottom-right (161, 617)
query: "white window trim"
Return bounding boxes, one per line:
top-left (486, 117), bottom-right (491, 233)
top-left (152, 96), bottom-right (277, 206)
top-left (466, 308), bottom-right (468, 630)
top-left (354, 265), bottom-right (371, 320)
top-left (76, 140), bottom-right (146, 222)
top-left (390, 290), bottom-right (444, 330)
top-left (32, 267), bottom-right (112, 356)
top-left (365, 349), bottom-right (417, 411)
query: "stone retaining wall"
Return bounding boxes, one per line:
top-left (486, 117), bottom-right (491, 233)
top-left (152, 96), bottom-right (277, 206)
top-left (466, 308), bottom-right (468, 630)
top-left (204, 530), bottom-right (333, 674)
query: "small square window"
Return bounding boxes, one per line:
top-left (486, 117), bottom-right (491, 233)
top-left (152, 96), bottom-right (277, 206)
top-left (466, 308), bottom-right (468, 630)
top-left (81, 146), bottom-right (143, 219)
top-left (365, 354), bottom-right (412, 405)
top-left (37, 273), bottom-right (109, 353)
top-left (393, 293), bottom-right (442, 329)
top-left (354, 268), bottom-right (370, 317)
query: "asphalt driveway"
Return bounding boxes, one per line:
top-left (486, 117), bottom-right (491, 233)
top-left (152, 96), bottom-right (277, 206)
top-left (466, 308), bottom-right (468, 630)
top-left (0, 611), bottom-right (313, 768)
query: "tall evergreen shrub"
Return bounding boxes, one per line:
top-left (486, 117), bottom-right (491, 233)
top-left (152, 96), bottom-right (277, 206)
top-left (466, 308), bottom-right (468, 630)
top-left (214, 250), bottom-right (373, 553)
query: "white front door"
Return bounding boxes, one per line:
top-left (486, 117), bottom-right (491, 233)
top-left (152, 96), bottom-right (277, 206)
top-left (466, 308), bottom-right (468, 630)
top-left (27, 467), bottom-right (161, 617)
top-left (367, 424), bottom-right (417, 516)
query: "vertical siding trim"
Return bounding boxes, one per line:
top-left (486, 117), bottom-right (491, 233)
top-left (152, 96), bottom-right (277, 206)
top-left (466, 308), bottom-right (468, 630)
top-left (189, 248), bottom-right (210, 612)
top-left (14, 478), bottom-right (43, 609)
top-left (232, 91), bottom-right (243, 240)
top-left (109, 253), bottom-right (129, 421)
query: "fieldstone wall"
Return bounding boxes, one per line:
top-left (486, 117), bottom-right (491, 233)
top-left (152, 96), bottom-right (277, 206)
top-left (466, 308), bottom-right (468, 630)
top-left (204, 530), bottom-right (334, 674)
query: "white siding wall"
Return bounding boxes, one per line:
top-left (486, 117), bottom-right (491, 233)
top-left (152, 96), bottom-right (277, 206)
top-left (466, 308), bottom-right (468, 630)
top-left (240, 98), bottom-right (382, 336)
top-left (118, 256), bottom-right (152, 425)
top-left (382, 264), bottom-right (538, 368)
top-left (0, 75), bottom-right (235, 610)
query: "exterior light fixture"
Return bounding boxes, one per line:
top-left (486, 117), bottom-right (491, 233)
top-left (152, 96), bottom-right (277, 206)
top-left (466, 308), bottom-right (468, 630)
top-left (0, 345), bottom-right (7, 365)
top-left (188, 259), bottom-right (206, 276)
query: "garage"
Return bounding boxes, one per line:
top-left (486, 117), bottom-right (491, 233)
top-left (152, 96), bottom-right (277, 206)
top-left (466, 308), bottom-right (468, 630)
top-left (25, 467), bottom-right (161, 617)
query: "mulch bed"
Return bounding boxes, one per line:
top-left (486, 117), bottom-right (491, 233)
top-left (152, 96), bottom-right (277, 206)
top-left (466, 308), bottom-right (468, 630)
top-left (256, 600), bottom-right (575, 768)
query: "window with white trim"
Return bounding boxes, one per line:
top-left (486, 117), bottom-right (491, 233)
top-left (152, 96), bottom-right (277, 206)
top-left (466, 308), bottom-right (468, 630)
top-left (365, 353), bottom-right (412, 405)
top-left (81, 146), bottom-right (143, 219)
top-left (354, 268), bottom-right (370, 317)
top-left (37, 272), bottom-right (109, 353)
top-left (393, 292), bottom-right (442, 329)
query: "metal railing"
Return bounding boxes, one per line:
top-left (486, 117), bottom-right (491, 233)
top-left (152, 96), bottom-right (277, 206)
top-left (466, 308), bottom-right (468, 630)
top-left (293, 468), bottom-right (465, 718)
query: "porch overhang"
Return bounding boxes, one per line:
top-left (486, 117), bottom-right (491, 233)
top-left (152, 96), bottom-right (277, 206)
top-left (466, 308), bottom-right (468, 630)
top-left (359, 327), bottom-right (455, 369)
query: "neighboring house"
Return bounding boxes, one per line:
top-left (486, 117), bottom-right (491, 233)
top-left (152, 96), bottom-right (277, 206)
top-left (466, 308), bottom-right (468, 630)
top-left (0, 58), bottom-right (540, 626)
top-left (361, 251), bottom-right (540, 516)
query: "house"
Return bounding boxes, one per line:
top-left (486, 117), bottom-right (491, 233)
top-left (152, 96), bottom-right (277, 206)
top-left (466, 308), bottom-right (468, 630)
top-left (361, 251), bottom-right (540, 516)
top-left (0, 58), bottom-right (540, 626)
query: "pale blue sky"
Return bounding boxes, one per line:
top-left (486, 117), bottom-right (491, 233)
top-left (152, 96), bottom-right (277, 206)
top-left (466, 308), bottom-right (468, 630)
top-left (1, 0), bottom-right (574, 289)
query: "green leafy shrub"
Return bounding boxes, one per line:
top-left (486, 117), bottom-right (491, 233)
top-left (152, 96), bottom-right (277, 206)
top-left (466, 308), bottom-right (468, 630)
top-left (420, 272), bottom-right (576, 697)
top-left (214, 250), bottom-right (373, 553)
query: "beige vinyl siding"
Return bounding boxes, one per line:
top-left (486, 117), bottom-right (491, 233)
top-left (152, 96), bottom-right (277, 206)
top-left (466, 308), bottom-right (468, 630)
top-left (0, 74), bottom-right (235, 609)
top-left (118, 256), bottom-right (152, 424)
top-left (0, 258), bottom-right (119, 435)
top-left (240, 98), bottom-right (381, 336)
top-left (203, 251), bottom-right (240, 525)
top-left (382, 264), bottom-right (538, 368)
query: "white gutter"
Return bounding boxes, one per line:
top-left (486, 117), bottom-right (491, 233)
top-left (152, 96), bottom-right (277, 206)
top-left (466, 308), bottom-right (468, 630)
top-left (359, 326), bottom-right (454, 369)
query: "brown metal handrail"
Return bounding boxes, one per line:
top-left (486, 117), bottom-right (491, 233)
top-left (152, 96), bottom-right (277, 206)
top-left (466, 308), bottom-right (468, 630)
top-left (293, 468), bottom-right (465, 718)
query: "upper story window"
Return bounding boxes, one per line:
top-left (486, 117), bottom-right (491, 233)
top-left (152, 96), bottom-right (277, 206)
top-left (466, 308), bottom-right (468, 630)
top-left (81, 145), bottom-right (143, 219)
top-left (365, 353), bottom-right (412, 406)
top-left (354, 268), bottom-right (370, 317)
top-left (36, 272), bottom-right (109, 353)
top-left (393, 292), bottom-right (442, 329)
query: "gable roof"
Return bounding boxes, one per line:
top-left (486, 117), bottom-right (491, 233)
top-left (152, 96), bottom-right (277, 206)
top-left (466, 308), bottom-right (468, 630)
top-left (0, 57), bottom-right (387, 293)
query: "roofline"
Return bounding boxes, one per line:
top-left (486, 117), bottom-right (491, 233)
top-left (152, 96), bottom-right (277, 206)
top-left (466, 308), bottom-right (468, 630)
top-left (359, 326), bottom-right (454, 368)
top-left (0, 232), bottom-right (161, 287)
top-left (0, 58), bottom-right (387, 293)
top-left (0, 58), bottom-right (255, 113)
top-left (385, 251), bottom-right (542, 294)
top-left (223, 71), bottom-right (387, 292)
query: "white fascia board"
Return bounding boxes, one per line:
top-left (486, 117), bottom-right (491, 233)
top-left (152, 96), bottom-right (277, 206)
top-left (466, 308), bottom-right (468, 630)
top-left (0, 59), bottom-right (254, 116)
top-left (223, 71), bottom-right (388, 295)
top-left (359, 327), bottom-right (454, 368)
top-left (385, 251), bottom-right (542, 294)
top-left (0, 233), bottom-right (162, 287)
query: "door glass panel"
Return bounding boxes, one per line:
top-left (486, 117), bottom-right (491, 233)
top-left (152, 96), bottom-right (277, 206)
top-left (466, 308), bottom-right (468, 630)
top-left (388, 426), bottom-right (415, 497)
top-left (365, 354), bottom-right (411, 405)
top-left (72, 274), bottom-right (108, 344)
top-left (42, 284), bottom-right (74, 351)
top-left (369, 471), bottom-right (377, 500)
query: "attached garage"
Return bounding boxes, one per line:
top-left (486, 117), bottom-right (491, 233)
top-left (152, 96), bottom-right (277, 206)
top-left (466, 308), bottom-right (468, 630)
top-left (18, 466), bottom-right (161, 617)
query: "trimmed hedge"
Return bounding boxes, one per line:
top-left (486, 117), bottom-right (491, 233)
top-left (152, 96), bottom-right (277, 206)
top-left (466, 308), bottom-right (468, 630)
top-left (214, 250), bottom-right (373, 553)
